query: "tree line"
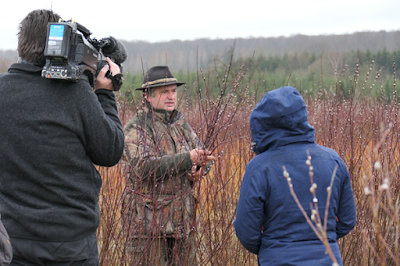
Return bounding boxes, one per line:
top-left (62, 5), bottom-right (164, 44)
top-left (1, 31), bottom-right (399, 100)
top-left (120, 47), bottom-right (400, 102)
top-left (1, 30), bottom-right (399, 73)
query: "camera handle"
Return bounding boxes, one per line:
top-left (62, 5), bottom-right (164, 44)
top-left (105, 71), bottom-right (123, 91)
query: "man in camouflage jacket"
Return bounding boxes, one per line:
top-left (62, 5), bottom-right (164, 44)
top-left (122, 66), bottom-right (215, 265)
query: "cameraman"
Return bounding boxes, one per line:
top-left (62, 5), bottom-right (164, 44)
top-left (0, 9), bottom-right (124, 266)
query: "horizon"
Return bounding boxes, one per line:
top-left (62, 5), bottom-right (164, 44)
top-left (1, 29), bottom-right (399, 53)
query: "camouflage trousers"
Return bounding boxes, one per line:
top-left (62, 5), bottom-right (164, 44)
top-left (127, 236), bottom-right (198, 266)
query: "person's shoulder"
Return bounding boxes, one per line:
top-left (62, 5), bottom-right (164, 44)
top-left (174, 111), bottom-right (192, 128)
top-left (246, 152), bottom-right (270, 171)
top-left (125, 111), bottom-right (140, 125)
top-left (316, 144), bottom-right (341, 157)
top-left (124, 110), bottom-right (151, 131)
top-left (71, 79), bottom-right (94, 93)
top-left (48, 79), bottom-right (93, 100)
top-left (312, 144), bottom-right (349, 167)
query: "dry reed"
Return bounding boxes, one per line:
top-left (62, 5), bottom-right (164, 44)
top-left (96, 58), bottom-right (399, 265)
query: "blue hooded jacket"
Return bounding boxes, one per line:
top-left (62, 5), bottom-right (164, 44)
top-left (234, 86), bottom-right (356, 266)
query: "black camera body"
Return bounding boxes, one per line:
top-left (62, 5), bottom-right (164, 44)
top-left (42, 20), bottom-right (126, 89)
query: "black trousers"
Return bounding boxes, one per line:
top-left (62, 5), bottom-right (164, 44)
top-left (9, 233), bottom-right (99, 266)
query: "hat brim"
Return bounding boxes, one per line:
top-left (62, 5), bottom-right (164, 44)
top-left (135, 81), bottom-right (186, 91)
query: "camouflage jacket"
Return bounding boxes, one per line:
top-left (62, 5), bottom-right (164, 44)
top-left (122, 104), bottom-right (204, 238)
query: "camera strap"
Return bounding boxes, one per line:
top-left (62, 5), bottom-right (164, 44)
top-left (105, 72), bottom-right (123, 91)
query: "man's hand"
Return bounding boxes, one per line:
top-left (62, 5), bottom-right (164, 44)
top-left (188, 165), bottom-right (204, 182)
top-left (94, 57), bottom-right (121, 91)
top-left (189, 149), bottom-right (216, 166)
top-left (188, 149), bottom-right (216, 182)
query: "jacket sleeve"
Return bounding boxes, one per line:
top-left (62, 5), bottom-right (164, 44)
top-left (234, 167), bottom-right (267, 255)
top-left (335, 160), bottom-right (357, 239)
top-left (77, 87), bottom-right (124, 167)
top-left (123, 120), bottom-right (192, 181)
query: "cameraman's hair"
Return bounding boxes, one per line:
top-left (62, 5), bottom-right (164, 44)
top-left (17, 9), bottom-right (61, 65)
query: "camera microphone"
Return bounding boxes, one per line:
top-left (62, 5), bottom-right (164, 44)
top-left (100, 37), bottom-right (128, 65)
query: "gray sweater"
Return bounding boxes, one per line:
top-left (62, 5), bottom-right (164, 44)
top-left (0, 63), bottom-right (124, 241)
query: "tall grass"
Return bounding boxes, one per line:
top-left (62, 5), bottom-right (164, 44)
top-left (97, 56), bottom-right (399, 265)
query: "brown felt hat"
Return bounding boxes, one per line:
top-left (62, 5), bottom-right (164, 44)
top-left (135, 66), bottom-right (185, 91)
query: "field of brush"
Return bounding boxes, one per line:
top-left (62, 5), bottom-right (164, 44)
top-left (95, 55), bottom-right (399, 266)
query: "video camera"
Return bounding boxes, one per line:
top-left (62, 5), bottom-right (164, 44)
top-left (41, 20), bottom-right (127, 91)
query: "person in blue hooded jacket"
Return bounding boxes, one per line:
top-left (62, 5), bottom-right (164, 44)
top-left (234, 86), bottom-right (356, 266)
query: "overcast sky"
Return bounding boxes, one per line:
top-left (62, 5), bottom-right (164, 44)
top-left (1, 0), bottom-right (399, 51)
